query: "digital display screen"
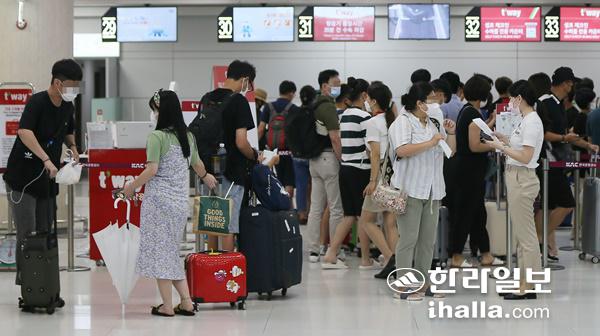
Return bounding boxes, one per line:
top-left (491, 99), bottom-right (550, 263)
top-left (480, 7), bottom-right (541, 42)
top-left (232, 7), bottom-right (294, 42)
top-left (117, 7), bottom-right (177, 42)
top-left (388, 4), bottom-right (450, 40)
top-left (313, 7), bottom-right (375, 41)
top-left (546, 7), bottom-right (600, 42)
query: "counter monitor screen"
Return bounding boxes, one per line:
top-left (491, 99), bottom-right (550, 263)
top-left (232, 7), bottom-right (294, 42)
top-left (117, 7), bottom-right (178, 42)
top-left (312, 6), bottom-right (375, 41)
top-left (388, 4), bottom-right (450, 40)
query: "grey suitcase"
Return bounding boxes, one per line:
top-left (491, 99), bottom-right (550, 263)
top-left (432, 206), bottom-right (449, 268)
top-left (580, 176), bottom-right (600, 264)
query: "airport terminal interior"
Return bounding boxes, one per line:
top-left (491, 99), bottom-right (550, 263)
top-left (2, 1), bottom-right (600, 335)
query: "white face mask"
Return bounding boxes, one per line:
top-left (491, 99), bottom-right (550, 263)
top-left (509, 98), bottom-right (521, 115)
top-left (59, 86), bottom-right (79, 103)
top-left (480, 99), bottom-right (488, 108)
top-left (418, 102), bottom-right (429, 114)
top-left (364, 100), bottom-right (372, 113)
top-left (240, 78), bottom-right (250, 96)
top-left (150, 111), bottom-right (158, 124)
top-left (426, 103), bottom-right (439, 114)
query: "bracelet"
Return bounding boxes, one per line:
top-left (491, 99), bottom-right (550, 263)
top-left (43, 158), bottom-right (50, 163)
top-left (447, 132), bottom-right (455, 135)
top-left (200, 171), bottom-right (208, 179)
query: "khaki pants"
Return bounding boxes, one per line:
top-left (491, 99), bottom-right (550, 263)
top-left (395, 196), bottom-right (440, 280)
top-left (505, 165), bottom-right (542, 291)
top-left (306, 151), bottom-right (343, 254)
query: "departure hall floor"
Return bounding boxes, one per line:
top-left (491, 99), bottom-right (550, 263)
top-left (0, 226), bottom-right (598, 336)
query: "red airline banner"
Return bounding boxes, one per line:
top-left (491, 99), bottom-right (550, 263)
top-left (0, 89), bottom-right (32, 105)
top-left (480, 7), bottom-right (541, 42)
top-left (561, 7), bottom-right (600, 42)
top-left (313, 7), bottom-right (375, 41)
top-left (212, 65), bottom-right (228, 89)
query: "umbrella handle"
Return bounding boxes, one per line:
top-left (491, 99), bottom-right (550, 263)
top-left (114, 198), bottom-right (132, 228)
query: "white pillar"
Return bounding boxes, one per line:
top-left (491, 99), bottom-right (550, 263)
top-left (81, 59), bottom-right (95, 127)
top-left (0, 0), bottom-right (74, 91)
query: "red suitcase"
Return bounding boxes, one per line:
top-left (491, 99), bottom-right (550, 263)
top-left (185, 251), bottom-right (247, 310)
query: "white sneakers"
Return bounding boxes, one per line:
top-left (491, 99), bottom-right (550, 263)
top-left (321, 259), bottom-right (349, 270)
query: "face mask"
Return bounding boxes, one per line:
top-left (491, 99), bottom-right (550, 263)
top-left (419, 102), bottom-right (429, 114)
top-left (59, 84), bottom-right (79, 103)
top-left (480, 99), bottom-right (488, 107)
top-left (509, 98), bottom-right (521, 115)
top-left (364, 100), bottom-right (372, 113)
top-left (330, 86), bottom-right (341, 99)
top-left (150, 111), bottom-right (158, 124)
top-left (240, 78), bottom-right (250, 95)
top-left (426, 103), bottom-right (439, 113)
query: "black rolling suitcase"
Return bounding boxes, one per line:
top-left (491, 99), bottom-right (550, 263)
top-left (239, 205), bottom-right (302, 300)
top-left (18, 212), bottom-right (64, 314)
top-left (271, 211), bottom-right (302, 292)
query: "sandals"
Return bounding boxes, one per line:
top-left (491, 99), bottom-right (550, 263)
top-left (174, 304), bottom-right (195, 316)
top-left (151, 304), bottom-right (174, 317)
top-left (321, 259), bottom-right (349, 270)
top-left (481, 257), bottom-right (505, 267)
top-left (451, 260), bottom-right (475, 268)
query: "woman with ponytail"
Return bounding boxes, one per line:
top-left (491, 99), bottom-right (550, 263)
top-left (360, 82), bottom-right (401, 279)
top-left (122, 90), bottom-right (217, 317)
top-left (388, 82), bottom-right (456, 300)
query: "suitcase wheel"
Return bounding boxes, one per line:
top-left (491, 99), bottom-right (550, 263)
top-left (229, 302), bottom-right (236, 309)
top-left (237, 301), bottom-right (245, 310)
top-left (579, 253), bottom-right (587, 261)
top-left (267, 292), bottom-right (272, 301)
top-left (281, 288), bottom-right (287, 297)
top-left (56, 297), bottom-right (65, 308)
top-left (46, 306), bottom-right (55, 315)
top-left (18, 298), bottom-right (24, 309)
top-left (592, 257), bottom-right (600, 264)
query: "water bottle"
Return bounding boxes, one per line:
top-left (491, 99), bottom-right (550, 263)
top-left (212, 143), bottom-right (227, 175)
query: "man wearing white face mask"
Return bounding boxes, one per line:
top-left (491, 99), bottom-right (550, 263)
top-left (4, 59), bottom-right (82, 289)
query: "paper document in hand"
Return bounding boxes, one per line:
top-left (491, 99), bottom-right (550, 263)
top-left (262, 149), bottom-right (278, 165)
top-left (473, 118), bottom-right (499, 142)
top-left (439, 140), bottom-right (453, 159)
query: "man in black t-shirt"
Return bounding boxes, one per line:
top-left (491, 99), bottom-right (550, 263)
top-left (3, 59), bottom-right (82, 286)
top-left (204, 60), bottom-right (261, 252)
top-left (535, 67), bottom-right (599, 261)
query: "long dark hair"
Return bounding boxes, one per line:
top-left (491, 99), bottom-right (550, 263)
top-left (154, 90), bottom-right (191, 158)
top-left (367, 82), bottom-right (395, 128)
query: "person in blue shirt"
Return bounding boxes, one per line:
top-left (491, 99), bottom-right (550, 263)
top-left (439, 71), bottom-right (465, 122)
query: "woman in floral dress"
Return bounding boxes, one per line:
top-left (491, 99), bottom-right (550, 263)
top-left (123, 90), bottom-right (217, 317)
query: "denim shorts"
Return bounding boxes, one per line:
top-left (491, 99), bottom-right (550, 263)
top-left (221, 177), bottom-right (245, 234)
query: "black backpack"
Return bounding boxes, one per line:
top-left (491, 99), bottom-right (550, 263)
top-left (285, 100), bottom-right (327, 159)
top-left (188, 91), bottom-right (235, 169)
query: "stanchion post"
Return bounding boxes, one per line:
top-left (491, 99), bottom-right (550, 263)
top-left (496, 152), bottom-right (502, 210)
top-left (574, 151), bottom-right (581, 251)
top-left (194, 176), bottom-right (203, 253)
top-left (60, 184), bottom-right (90, 272)
top-left (542, 159), bottom-right (549, 269)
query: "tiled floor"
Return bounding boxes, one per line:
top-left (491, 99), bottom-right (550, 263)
top-left (1, 226), bottom-right (599, 336)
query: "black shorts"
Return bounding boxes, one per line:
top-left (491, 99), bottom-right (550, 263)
top-left (339, 165), bottom-right (370, 217)
top-left (536, 167), bottom-right (575, 210)
top-left (275, 155), bottom-right (295, 188)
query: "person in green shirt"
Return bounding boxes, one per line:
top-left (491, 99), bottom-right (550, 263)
top-left (123, 90), bottom-right (216, 317)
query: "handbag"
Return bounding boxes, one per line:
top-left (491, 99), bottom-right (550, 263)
top-left (55, 150), bottom-right (82, 185)
top-left (371, 138), bottom-right (408, 215)
top-left (193, 183), bottom-right (235, 236)
top-left (251, 164), bottom-right (291, 211)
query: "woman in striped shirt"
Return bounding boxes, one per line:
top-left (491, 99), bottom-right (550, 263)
top-left (389, 82), bottom-right (456, 300)
top-left (322, 78), bottom-right (380, 270)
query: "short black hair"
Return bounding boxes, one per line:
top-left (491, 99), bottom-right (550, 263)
top-left (574, 88), bottom-right (597, 110)
top-left (336, 84), bottom-right (351, 104)
top-left (528, 72), bottom-right (551, 98)
top-left (439, 71), bottom-right (461, 94)
top-left (579, 77), bottom-right (595, 91)
top-left (495, 77), bottom-right (513, 95)
top-left (51, 59), bottom-right (83, 83)
top-left (474, 73), bottom-right (493, 86)
top-left (464, 75), bottom-right (491, 102)
top-left (508, 80), bottom-right (538, 108)
top-left (347, 77), bottom-right (369, 102)
top-left (226, 60), bottom-right (256, 82)
top-left (430, 79), bottom-right (452, 104)
top-left (279, 80), bottom-right (297, 95)
top-left (401, 82), bottom-right (434, 112)
top-left (318, 69), bottom-right (339, 87)
top-left (551, 66), bottom-right (576, 86)
top-left (411, 69), bottom-right (431, 84)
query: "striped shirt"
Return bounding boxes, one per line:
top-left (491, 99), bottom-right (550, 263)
top-left (388, 109), bottom-right (447, 201)
top-left (340, 107), bottom-right (371, 169)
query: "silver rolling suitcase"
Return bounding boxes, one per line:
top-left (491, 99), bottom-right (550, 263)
top-left (432, 206), bottom-right (449, 268)
top-left (579, 176), bottom-right (600, 264)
